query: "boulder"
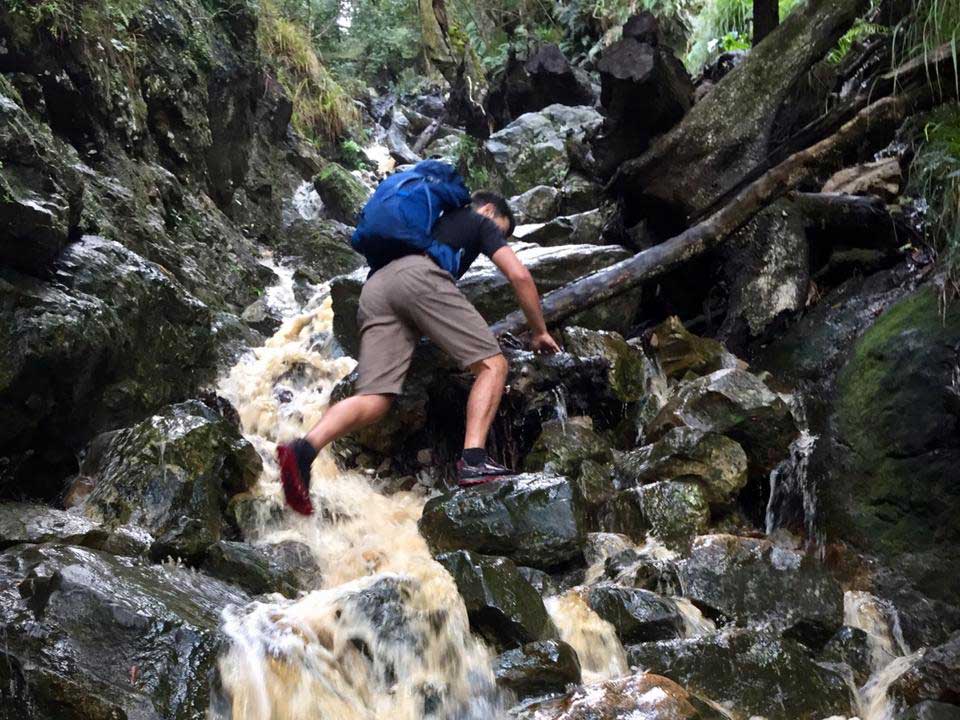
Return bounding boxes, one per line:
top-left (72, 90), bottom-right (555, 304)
top-left (516, 672), bottom-right (710, 719)
top-left (585, 584), bottom-right (684, 643)
top-left (616, 428), bottom-right (748, 507)
top-left (331, 242), bottom-right (633, 356)
top-left (386, 108), bottom-right (421, 165)
top-left (313, 162), bottom-right (369, 225)
top-left (603, 548), bottom-right (681, 596)
top-left (240, 296), bottom-right (283, 335)
top-left (627, 628), bottom-right (852, 720)
top-left (483, 105), bottom-right (603, 196)
top-left (901, 702), bottom-right (960, 720)
top-left (0, 543), bottom-right (248, 719)
top-left (201, 539), bottom-right (321, 598)
top-left (890, 631), bottom-right (960, 709)
top-left (821, 625), bottom-right (875, 686)
top-left (0, 236), bottom-right (220, 498)
top-left (508, 185), bottom-right (561, 225)
top-left (677, 535), bottom-right (843, 642)
top-left (275, 218), bottom-right (364, 283)
top-left (517, 566), bottom-right (560, 598)
top-left (562, 326), bottom-right (663, 405)
top-left (524, 418), bottom-right (613, 478)
top-left (649, 368), bottom-right (799, 480)
top-left (591, 14), bottom-right (694, 176)
top-left (437, 550), bottom-right (556, 650)
top-left (560, 173), bottom-right (604, 215)
top-left (636, 481), bottom-right (710, 548)
top-left (419, 474), bottom-right (586, 570)
top-left (80, 400), bottom-right (262, 562)
top-left (514, 208), bottom-right (612, 247)
top-left (484, 44), bottom-right (595, 130)
top-left (493, 640), bottom-right (581, 699)
top-left (648, 316), bottom-right (737, 381)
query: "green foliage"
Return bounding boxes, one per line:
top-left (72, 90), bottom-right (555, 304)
top-left (453, 135), bottom-right (489, 190)
top-left (338, 138), bottom-right (370, 170)
top-left (685, 0), bottom-right (799, 72)
top-left (828, 18), bottom-right (889, 65)
top-left (892, 0), bottom-right (960, 97)
top-left (6, 0), bottom-right (144, 41)
top-left (909, 104), bottom-right (960, 280)
top-left (258, 0), bottom-right (360, 143)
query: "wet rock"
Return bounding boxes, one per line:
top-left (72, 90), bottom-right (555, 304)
top-left (276, 218), bottom-right (364, 283)
top-left (515, 208), bottom-right (612, 247)
top-left (891, 631), bottom-right (960, 709)
top-left (825, 286), bottom-right (960, 606)
top-left (493, 640), bottom-right (581, 698)
top-left (419, 474), bottom-right (586, 570)
top-left (649, 368), bottom-right (799, 480)
top-left (313, 162), bottom-right (369, 225)
top-left (585, 584), bottom-right (683, 643)
top-left (901, 702), bottom-right (960, 720)
top-left (823, 157), bottom-right (902, 201)
top-left (518, 566), bottom-right (560, 598)
top-left (240, 296), bottom-right (283, 335)
top-left (591, 14), bottom-right (694, 176)
top-left (636, 481), bottom-right (710, 548)
top-left (648, 316), bottom-right (737, 381)
top-left (517, 671), bottom-right (710, 719)
top-left (201, 540), bottom-right (321, 598)
top-left (331, 242), bottom-right (632, 355)
top-left (484, 44), bottom-right (595, 130)
top-left (437, 550), bottom-right (556, 649)
top-left (386, 108), bottom-right (421, 165)
top-left (560, 173), bottom-right (604, 215)
top-left (0, 543), bottom-right (248, 719)
top-left (677, 535), bottom-right (843, 641)
top-left (509, 185), bottom-right (561, 225)
top-left (483, 104), bottom-right (603, 196)
top-left (524, 419), bottom-right (614, 506)
top-left (0, 77), bottom-right (83, 275)
top-left (720, 197), bottom-right (810, 347)
top-left (627, 628), bottom-right (852, 720)
top-left (604, 548), bottom-right (681, 596)
top-left (562, 326), bottom-right (662, 405)
top-left (598, 488), bottom-right (650, 541)
top-left (80, 400), bottom-right (262, 562)
top-left (616, 428), bottom-right (748, 507)
top-left (0, 236), bottom-right (219, 498)
top-left (821, 625), bottom-right (874, 686)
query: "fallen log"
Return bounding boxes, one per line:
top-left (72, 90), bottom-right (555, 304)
top-left (491, 92), bottom-right (917, 336)
top-left (412, 119), bottom-right (443, 156)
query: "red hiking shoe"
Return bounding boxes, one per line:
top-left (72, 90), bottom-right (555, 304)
top-left (277, 439), bottom-right (316, 515)
top-left (456, 457), bottom-right (517, 488)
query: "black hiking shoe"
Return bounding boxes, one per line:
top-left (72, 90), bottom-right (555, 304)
top-left (456, 457), bottom-right (517, 487)
top-left (277, 438), bottom-right (317, 515)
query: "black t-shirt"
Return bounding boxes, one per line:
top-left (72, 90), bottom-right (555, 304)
top-left (433, 207), bottom-right (508, 277)
top-left (367, 207), bottom-right (507, 278)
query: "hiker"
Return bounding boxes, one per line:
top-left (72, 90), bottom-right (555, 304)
top-left (277, 161), bottom-right (560, 515)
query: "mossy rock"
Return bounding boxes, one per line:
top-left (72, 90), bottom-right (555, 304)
top-left (313, 162), bottom-right (369, 225)
top-left (562, 326), bottom-right (660, 404)
top-left (649, 316), bottom-right (736, 381)
top-left (830, 285), bottom-right (960, 563)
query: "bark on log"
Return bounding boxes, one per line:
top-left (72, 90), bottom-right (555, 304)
top-left (491, 93), bottom-right (916, 336)
top-left (412, 119), bottom-right (443, 156)
top-left (614, 0), bottom-right (869, 228)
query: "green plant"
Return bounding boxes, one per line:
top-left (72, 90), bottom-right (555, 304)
top-left (258, 0), bottom-right (360, 143)
top-left (891, 0), bottom-right (960, 95)
top-left (909, 103), bottom-right (960, 282)
top-left (684, 0), bottom-right (799, 72)
top-left (828, 18), bottom-right (889, 65)
top-left (453, 135), bottom-right (490, 190)
top-left (339, 138), bottom-right (369, 170)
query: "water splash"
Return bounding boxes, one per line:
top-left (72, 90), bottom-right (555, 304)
top-left (673, 597), bottom-right (716, 638)
top-left (545, 591), bottom-right (629, 683)
top-left (765, 430), bottom-right (822, 552)
top-left (211, 277), bottom-right (505, 718)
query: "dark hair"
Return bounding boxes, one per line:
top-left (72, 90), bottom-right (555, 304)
top-left (471, 191), bottom-right (516, 237)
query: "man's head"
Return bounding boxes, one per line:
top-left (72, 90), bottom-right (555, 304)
top-left (471, 191), bottom-right (516, 238)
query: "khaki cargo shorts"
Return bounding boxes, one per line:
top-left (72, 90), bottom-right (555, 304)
top-left (354, 254), bottom-right (502, 396)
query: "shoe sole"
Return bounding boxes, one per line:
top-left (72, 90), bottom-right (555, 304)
top-left (277, 445), bottom-right (314, 516)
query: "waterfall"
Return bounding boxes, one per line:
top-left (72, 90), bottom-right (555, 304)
top-left (209, 274), bottom-right (504, 719)
top-left (765, 430), bottom-right (822, 551)
top-left (545, 591), bottom-right (630, 683)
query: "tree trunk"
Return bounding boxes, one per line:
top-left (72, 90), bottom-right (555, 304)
top-left (492, 91), bottom-right (919, 336)
top-left (753, 0), bottom-right (780, 45)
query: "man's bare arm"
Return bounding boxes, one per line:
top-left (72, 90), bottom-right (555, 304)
top-left (490, 246), bottom-right (561, 353)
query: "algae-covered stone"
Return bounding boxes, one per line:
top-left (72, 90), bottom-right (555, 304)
top-left (0, 543), bottom-right (248, 719)
top-left (201, 540), bottom-right (321, 598)
top-left (649, 316), bottom-right (737, 381)
top-left (276, 219), bottom-right (364, 283)
top-left (637, 481), bottom-right (710, 547)
top-left (649, 368), bottom-right (798, 478)
top-left (419, 474), bottom-right (586, 570)
top-left (563, 326), bottom-right (660, 404)
top-left (677, 534), bottom-right (843, 640)
top-left (585, 584), bottom-right (683, 643)
top-left (437, 550), bottom-right (556, 649)
top-left (81, 400), bottom-right (262, 562)
top-left (313, 162), bottom-right (370, 225)
top-left (494, 640), bottom-right (581, 698)
top-left (616, 427), bottom-right (748, 506)
top-left (627, 628), bottom-right (851, 720)
top-left (598, 488), bottom-right (649, 541)
top-left (525, 419), bottom-right (613, 476)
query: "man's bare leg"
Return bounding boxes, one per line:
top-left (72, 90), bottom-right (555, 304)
top-left (304, 394), bottom-right (393, 452)
top-left (463, 354), bottom-right (509, 450)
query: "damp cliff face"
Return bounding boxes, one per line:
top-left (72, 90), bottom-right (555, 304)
top-left (0, 0), bottom-right (327, 496)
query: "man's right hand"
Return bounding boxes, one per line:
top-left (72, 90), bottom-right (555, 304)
top-left (530, 331), bottom-right (561, 354)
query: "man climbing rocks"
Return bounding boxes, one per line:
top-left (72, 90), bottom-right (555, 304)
top-left (277, 186), bottom-right (560, 516)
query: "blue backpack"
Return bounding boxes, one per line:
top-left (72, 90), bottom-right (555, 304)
top-left (351, 160), bottom-right (471, 276)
